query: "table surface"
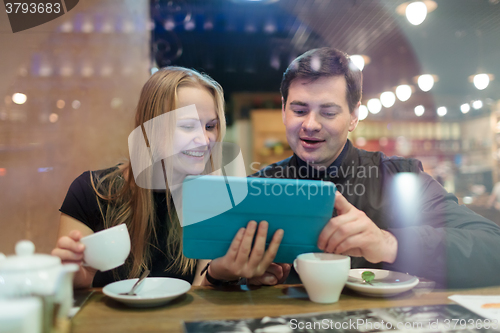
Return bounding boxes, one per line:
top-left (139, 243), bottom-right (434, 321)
top-left (70, 284), bottom-right (500, 333)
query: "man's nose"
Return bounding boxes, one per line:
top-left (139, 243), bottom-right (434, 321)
top-left (302, 112), bottom-right (321, 132)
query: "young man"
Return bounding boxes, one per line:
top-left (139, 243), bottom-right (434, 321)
top-left (254, 47), bottom-right (500, 288)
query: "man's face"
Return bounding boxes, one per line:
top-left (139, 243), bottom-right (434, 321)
top-left (282, 76), bottom-right (359, 169)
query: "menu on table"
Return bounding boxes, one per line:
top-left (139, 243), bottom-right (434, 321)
top-left (184, 304), bottom-right (497, 332)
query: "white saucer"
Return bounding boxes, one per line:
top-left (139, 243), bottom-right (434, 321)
top-left (345, 269), bottom-right (419, 297)
top-left (103, 277), bottom-right (191, 307)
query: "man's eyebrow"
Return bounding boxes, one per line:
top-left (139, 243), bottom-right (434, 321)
top-left (320, 103), bottom-right (342, 108)
top-left (289, 101), bottom-right (308, 107)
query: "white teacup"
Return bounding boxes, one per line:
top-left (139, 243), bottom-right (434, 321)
top-left (80, 224), bottom-right (131, 271)
top-left (294, 253), bottom-right (350, 303)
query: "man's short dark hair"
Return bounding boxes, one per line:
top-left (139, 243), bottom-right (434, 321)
top-left (281, 47), bottom-right (363, 114)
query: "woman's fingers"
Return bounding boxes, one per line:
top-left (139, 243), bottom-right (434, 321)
top-left (235, 221), bottom-right (258, 264)
top-left (259, 228), bottom-right (284, 269)
top-left (225, 227), bottom-right (245, 261)
top-left (51, 248), bottom-right (84, 262)
top-left (68, 229), bottom-right (83, 241)
top-left (57, 235), bottom-right (85, 253)
top-left (247, 221), bottom-right (269, 267)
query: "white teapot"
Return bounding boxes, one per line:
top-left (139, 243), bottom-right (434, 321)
top-left (0, 240), bottom-right (79, 319)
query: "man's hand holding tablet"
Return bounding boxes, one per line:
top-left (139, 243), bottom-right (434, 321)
top-left (318, 192), bottom-right (398, 264)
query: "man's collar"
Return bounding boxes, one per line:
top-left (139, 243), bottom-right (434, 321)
top-left (293, 140), bottom-right (351, 179)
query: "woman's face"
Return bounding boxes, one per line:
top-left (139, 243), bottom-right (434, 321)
top-left (171, 85), bottom-right (219, 180)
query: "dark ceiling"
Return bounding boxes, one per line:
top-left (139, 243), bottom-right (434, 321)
top-left (150, 0), bottom-right (500, 121)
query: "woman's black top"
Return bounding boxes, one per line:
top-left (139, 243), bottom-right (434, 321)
top-left (59, 168), bottom-right (195, 287)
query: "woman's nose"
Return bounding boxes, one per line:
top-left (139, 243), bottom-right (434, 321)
top-left (193, 129), bottom-right (210, 146)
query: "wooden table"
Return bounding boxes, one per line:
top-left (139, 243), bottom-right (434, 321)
top-left (71, 284), bottom-right (500, 333)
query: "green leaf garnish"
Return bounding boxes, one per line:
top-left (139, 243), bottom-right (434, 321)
top-left (361, 271), bottom-right (375, 285)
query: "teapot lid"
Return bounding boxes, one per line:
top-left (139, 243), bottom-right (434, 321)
top-left (0, 240), bottom-right (61, 271)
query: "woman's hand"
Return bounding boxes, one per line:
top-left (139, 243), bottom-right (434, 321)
top-left (51, 230), bottom-right (97, 289)
top-left (207, 221), bottom-right (284, 283)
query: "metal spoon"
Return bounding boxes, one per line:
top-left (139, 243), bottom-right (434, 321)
top-left (120, 269), bottom-right (150, 296)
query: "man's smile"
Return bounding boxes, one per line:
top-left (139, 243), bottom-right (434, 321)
top-left (300, 136), bottom-right (326, 149)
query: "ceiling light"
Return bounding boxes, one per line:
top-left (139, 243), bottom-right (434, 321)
top-left (460, 103), bottom-right (470, 114)
top-left (12, 93), bottom-right (27, 105)
top-left (437, 106), bottom-right (447, 117)
top-left (406, 2), bottom-right (427, 25)
top-left (396, 1), bottom-right (437, 26)
top-left (395, 85), bottom-right (412, 102)
top-left (367, 98), bottom-right (382, 114)
top-left (380, 91), bottom-right (396, 108)
top-left (414, 105), bottom-right (425, 116)
top-left (469, 73), bottom-right (495, 90)
top-left (416, 74), bottom-right (437, 92)
top-left (350, 55), bottom-right (371, 71)
top-left (472, 100), bottom-right (483, 110)
top-left (358, 105), bottom-right (368, 121)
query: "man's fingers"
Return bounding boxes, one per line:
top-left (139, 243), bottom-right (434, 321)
top-left (277, 263), bottom-right (292, 284)
top-left (317, 214), bottom-right (356, 250)
top-left (333, 233), bottom-right (365, 256)
top-left (247, 272), bottom-right (278, 286)
top-left (334, 191), bottom-right (353, 215)
top-left (324, 221), bottom-right (365, 253)
top-left (264, 263), bottom-right (284, 280)
top-left (57, 236), bottom-right (85, 253)
top-left (259, 272), bottom-right (278, 285)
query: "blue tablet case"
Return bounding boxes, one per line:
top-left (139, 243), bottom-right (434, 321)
top-left (182, 176), bottom-right (336, 263)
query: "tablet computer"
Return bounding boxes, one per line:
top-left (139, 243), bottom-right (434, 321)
top-left (182, 175), bottom-right (336, 263)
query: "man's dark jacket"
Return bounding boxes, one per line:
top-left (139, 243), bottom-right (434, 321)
top-left (252, 140), bottom-right (500, 288)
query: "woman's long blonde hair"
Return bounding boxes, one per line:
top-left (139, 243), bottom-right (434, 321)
top-left (91, 67), bottom-right (226, 278)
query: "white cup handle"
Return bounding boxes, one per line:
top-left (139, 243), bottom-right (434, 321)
top-left (293, 259), bottom-right (299, 274)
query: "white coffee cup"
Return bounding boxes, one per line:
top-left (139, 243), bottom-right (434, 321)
top-left (294, 253), bottom-right (350, 303)
top-left (80, 224), bottom-right (131, 271)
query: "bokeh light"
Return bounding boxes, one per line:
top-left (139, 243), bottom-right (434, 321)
top-left (417, 74), bottom-right (434, 92)
top-left (396, 85), bottom-right (412, 102)
top-left (12, 93), bottom-right (27, 105)
top-left (406, 1), bottom-right (427, 25)
top-left (367, 98), bottom-right (382, 114)
top-left (473, 74), bottom-right (490, 90)
top-left (380, 91), bottom-right (396, 108)
top-left (56, 100), bottom-right (65, 109)
top-left (358, 105), bottom-right (368, 121)
top-left (437, 106), bottom-right (447, 117)
top-left (472, 100), bottom-right (483, 110)
top-left (414, 105), bottom-right (425, 117)
top-left (460, 103), bottom-right (470, 114)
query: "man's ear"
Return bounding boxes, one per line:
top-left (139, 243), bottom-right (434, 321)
top-left (349, 101), bottom-right (360, 132)
top-left (281, 97), bottom-right (286, 124)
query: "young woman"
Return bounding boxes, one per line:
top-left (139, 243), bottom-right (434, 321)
top-left (52, 67), bottom-right (289, 288)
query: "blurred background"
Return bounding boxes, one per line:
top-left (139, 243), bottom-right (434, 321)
top-left (1, 0), bottom-right (500, 254)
